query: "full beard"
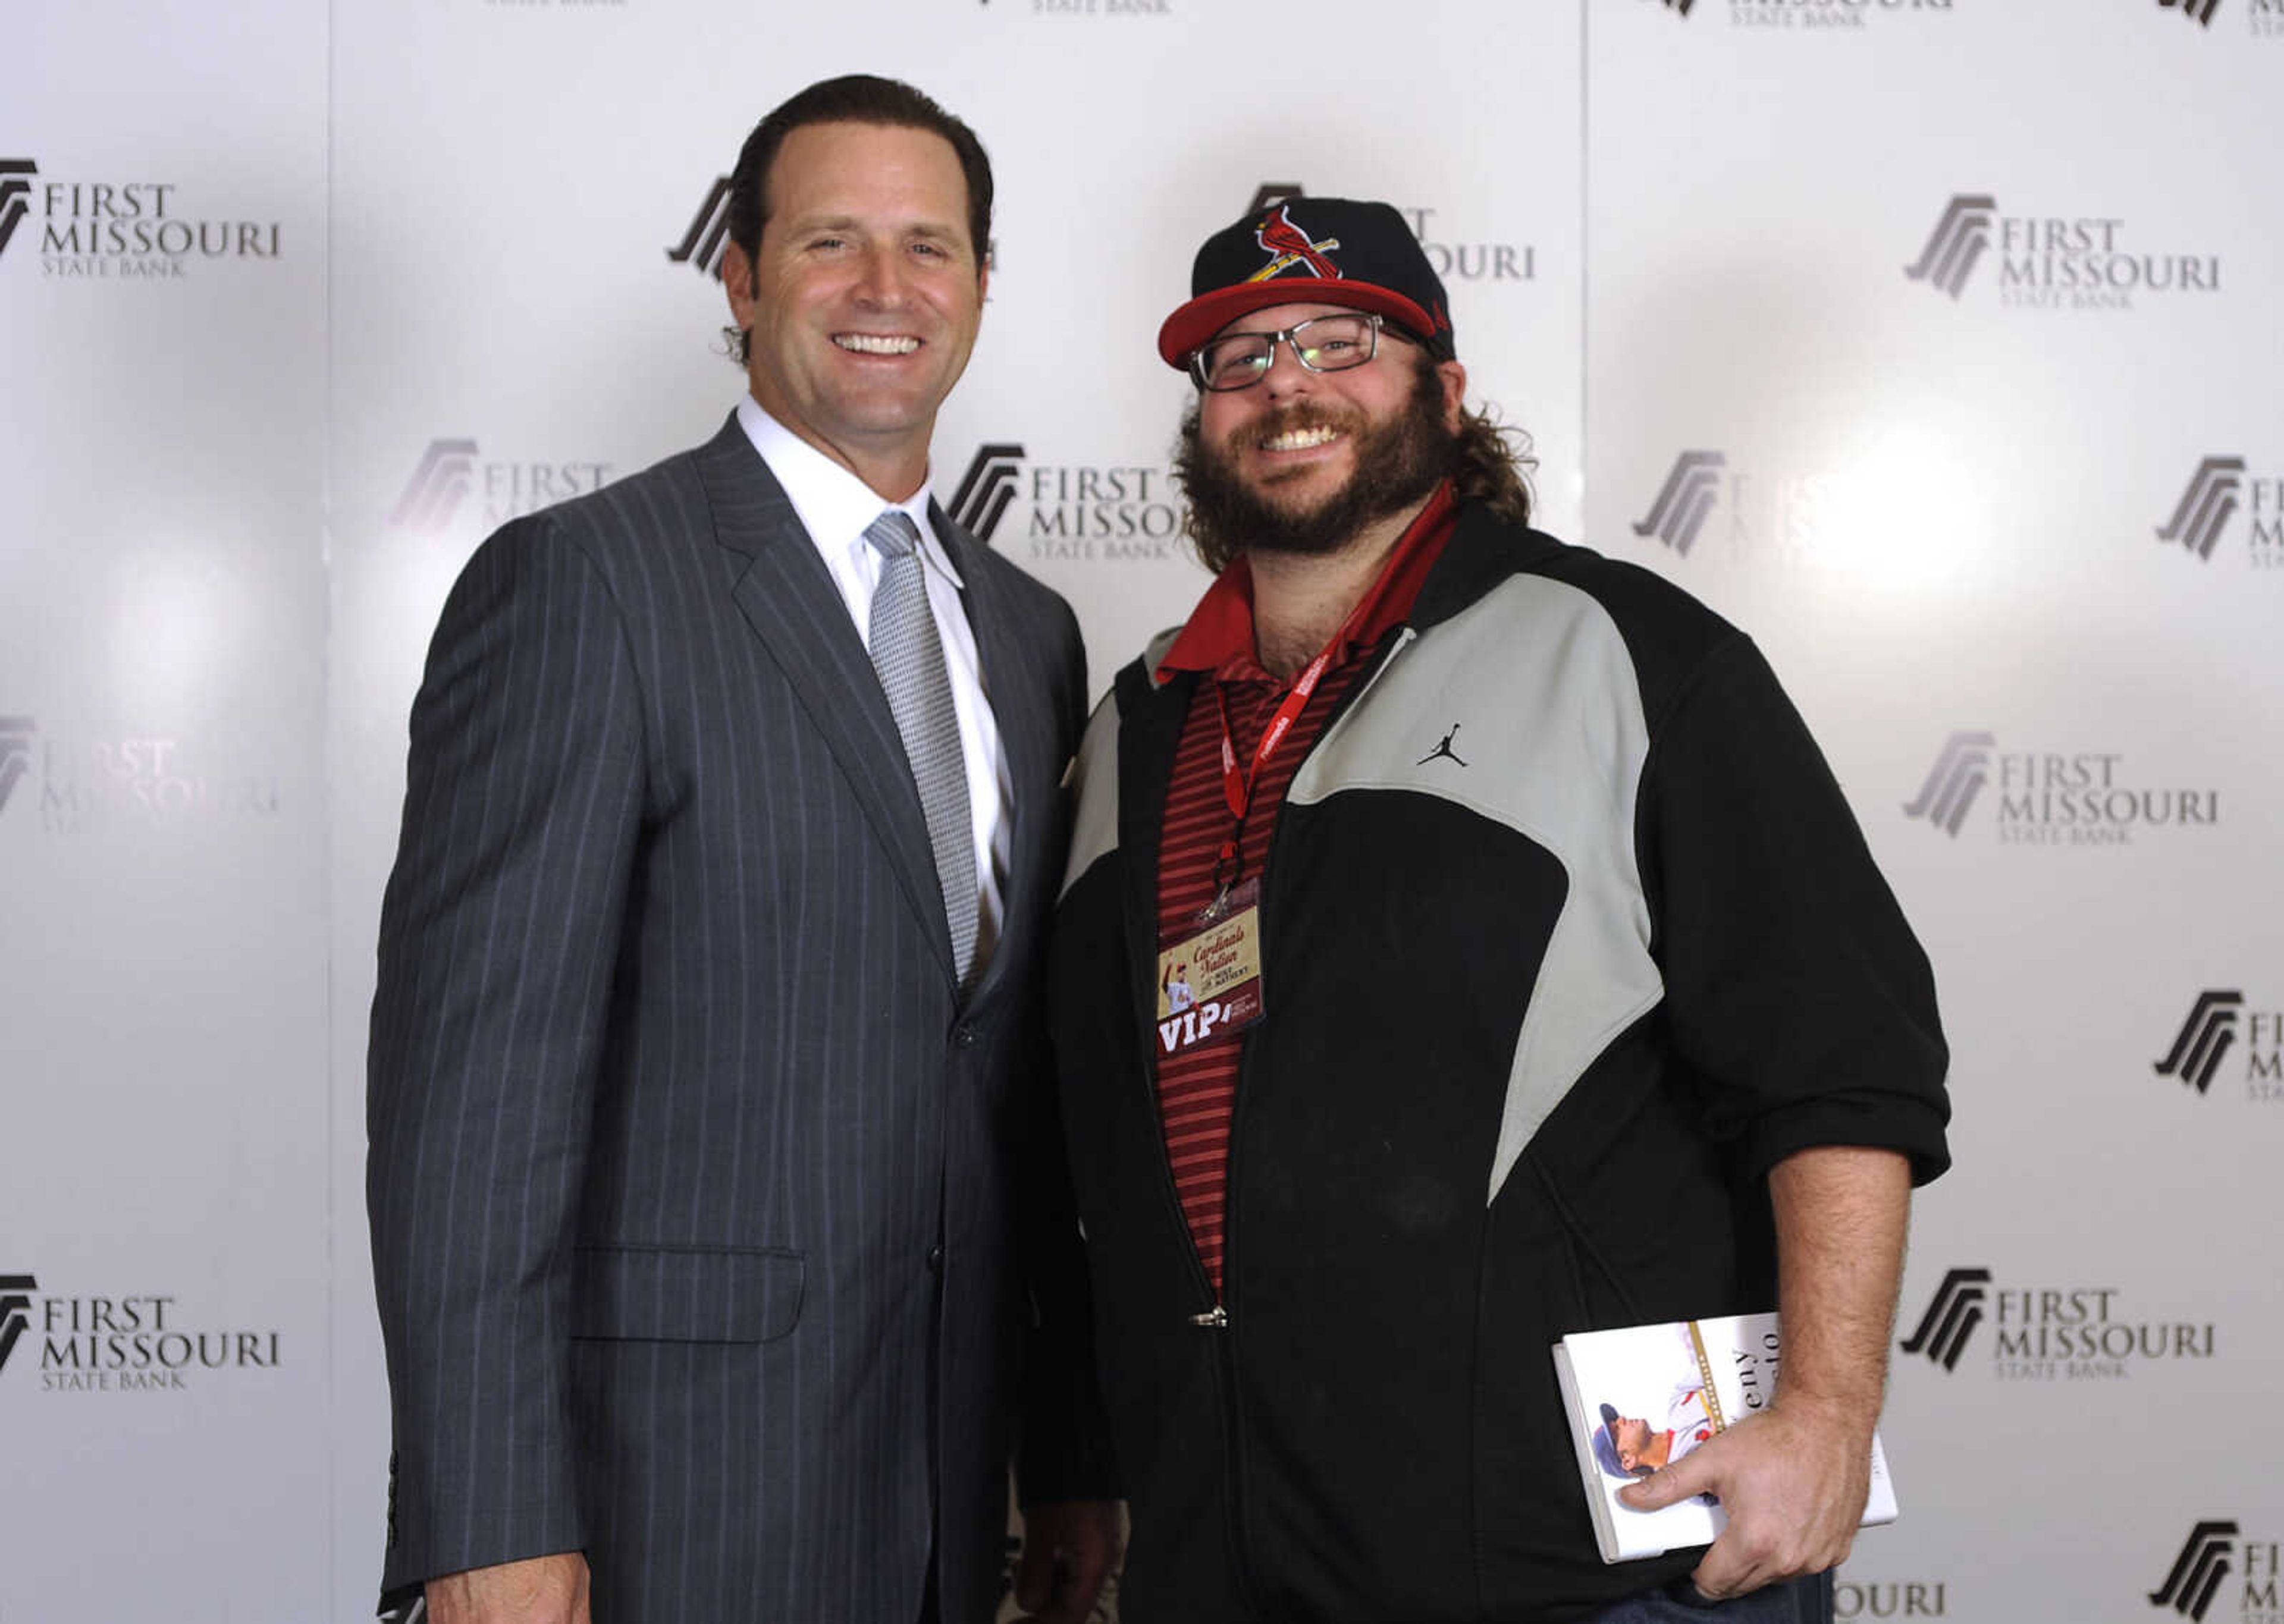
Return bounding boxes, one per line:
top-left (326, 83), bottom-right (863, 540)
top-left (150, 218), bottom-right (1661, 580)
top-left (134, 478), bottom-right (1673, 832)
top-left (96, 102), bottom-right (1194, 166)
top-left (1175, 360), bottom-right (1453, 568)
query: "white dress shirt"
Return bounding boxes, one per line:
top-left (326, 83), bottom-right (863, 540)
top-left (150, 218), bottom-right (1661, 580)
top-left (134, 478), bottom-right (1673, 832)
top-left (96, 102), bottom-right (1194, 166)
top-left (736, 395), bottom-right (1012, 973)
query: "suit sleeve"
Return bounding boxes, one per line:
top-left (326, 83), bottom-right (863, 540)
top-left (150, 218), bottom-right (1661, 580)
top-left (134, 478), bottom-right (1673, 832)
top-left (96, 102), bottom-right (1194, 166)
top-left (1640, 634), bottom-right (1951, 1186)
top-left (1015, 598), bottom-right (1121, 1505)
top-left (366, 517), bottom-right (645, 1591)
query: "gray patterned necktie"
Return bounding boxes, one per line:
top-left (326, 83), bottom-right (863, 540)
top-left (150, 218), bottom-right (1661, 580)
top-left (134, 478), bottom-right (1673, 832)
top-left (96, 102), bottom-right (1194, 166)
top-left (862, 509), bottom-right (979, 981)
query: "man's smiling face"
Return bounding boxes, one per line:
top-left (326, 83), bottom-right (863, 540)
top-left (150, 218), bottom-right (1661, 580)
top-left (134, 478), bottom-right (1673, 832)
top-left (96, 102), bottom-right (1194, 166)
top-left (1177, 299), bottom-right (1464, 564)
top-left (1194, 300), bottom-right (1455, 522)
top-left (727, 119), bottom-right (986, 497)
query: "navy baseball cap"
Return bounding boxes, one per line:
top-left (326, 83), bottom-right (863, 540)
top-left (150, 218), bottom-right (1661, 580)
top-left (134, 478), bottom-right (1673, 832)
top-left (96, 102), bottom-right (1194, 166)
top-left (1593, 1403), bottom-right (1630, 1479)
top-left (1157, 196), bottom-right (1457, 370)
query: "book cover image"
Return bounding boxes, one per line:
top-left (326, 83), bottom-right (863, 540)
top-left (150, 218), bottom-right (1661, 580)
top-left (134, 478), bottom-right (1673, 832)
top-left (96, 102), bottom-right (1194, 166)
top-left (1552, 1312), bottom-right (1896, 1563)
top-left (1583, 1320), bottom-right (1753, 1513)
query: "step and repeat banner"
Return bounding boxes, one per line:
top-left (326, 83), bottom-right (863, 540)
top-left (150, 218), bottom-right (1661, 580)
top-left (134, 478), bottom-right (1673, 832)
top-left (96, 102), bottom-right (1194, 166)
top-left (4, 0), bottom-right (2277, 1619)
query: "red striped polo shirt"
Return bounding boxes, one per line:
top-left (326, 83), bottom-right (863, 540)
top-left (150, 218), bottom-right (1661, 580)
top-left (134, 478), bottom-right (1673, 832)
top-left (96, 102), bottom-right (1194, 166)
top-left (1150, 483), bottom-right (1458, 1296)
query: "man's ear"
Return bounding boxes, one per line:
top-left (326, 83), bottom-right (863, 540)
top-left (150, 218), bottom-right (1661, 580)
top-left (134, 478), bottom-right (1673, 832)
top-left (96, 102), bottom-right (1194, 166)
top-left (721, 240), bottom-right (756, 329)
top-left (1436, 359), bottom-right (1468, 432)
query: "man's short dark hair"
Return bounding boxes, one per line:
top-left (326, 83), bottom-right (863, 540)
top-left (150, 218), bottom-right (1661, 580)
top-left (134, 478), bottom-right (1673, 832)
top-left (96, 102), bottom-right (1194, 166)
top-left (721, 75), bottom-right (993, 362)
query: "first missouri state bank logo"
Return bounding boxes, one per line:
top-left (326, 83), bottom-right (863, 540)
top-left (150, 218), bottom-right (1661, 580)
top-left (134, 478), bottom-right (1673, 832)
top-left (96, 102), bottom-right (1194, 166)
top-left (2154, 1525), bottom-right (2240, 1622)
top-left (2150, 1523), bottom-right (2284, 1623)
top-left (1899, 1267), bottom-right (2214, 1381)
top-left (950, 444), bottom-right (1025, 542)
top-left (1903, 196), bottom-right (1993, 300)
top-left (0, 723), bottom-right (280, 833)
top-left (0, 716), bottom-right (34, 818)
top-left (1905, 193), bottom-right (2219, 310)
top-left (2156, 992), bottom-right (2243, 1094)
top-left (3, 161), bottom-right (284, 280)
top-left (948, 441), bottom-right (1185, 564)
top-left (2154, 990), bottom-right (2284, 1101)
top-left (1630, 449), bottom-right (1888, 567)
top-left (2157, 456), bottom-right (2284, 567)
top-left (0, 1276), bottom-right (34, 1373)
top-left (390, 440), bottom-right (613, 535)
top-left (0, 159), bottom-right (36, 263)
top-left (1896, 1267), bottom-right (1988, 1371)
top-left (0, 1279), bottom-right (285, 1394)
top-left (1902, 730), bottom-right (2219, 846)
top-left (2160, 458), bottom-right (2245, 561)
top-left (1633, 452), bottom-right (1728, 555)
top-left (1646, 0), bottom-right (1953, 25)
top-left (666, 175), bottom-right (732, 280)
top-left (1900, 731), bottom-right (1992, 836)
top-left (391, 439), bottom-right (479, 533)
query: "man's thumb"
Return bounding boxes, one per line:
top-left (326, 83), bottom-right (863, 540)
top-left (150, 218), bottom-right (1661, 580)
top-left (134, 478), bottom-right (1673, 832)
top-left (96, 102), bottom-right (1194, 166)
top-left (1617, 1460), bottom-right (1698, 1510)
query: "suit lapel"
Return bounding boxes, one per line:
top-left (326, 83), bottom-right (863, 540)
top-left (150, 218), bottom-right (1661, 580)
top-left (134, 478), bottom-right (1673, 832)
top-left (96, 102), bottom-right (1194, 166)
top-left (694, 416), bottom-right (956, 981)
top-left (936, 501), bottom-right (1050, 1012)
top-left (1114, 659), bottom-right (1193, 1046)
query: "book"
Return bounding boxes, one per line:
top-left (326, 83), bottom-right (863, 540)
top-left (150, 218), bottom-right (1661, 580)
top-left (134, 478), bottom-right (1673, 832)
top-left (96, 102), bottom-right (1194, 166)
top-left (1551, 1311), bottom-right (1899, 1563)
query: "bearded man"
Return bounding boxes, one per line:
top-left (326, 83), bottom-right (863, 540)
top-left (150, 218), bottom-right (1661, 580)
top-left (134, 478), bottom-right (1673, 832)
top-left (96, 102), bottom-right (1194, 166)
top-left (1045, 198), bottom-right (1951, 1624)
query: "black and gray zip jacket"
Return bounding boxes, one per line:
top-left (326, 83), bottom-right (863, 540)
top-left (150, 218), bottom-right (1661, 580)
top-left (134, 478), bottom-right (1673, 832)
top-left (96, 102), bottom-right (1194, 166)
top-left (1047, 501), bottom-right (1952, 1623)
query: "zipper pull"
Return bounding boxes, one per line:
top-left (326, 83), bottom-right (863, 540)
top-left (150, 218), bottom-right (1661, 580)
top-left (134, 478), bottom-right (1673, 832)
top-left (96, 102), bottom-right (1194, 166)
top-left (1188, 1305), bottom-right (1229, 1329)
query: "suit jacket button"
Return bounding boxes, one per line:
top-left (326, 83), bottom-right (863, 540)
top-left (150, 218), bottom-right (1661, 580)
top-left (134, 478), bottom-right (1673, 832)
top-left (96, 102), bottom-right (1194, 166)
top-left (952, 1023), bottom-right (978, 1049)
top-left (927, 1244), bottom-right (945, 1273)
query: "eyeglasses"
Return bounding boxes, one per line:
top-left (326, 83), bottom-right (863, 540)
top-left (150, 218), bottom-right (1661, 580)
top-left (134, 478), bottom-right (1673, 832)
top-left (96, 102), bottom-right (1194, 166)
top-left (1188, 312), bottom-right (1386, 392)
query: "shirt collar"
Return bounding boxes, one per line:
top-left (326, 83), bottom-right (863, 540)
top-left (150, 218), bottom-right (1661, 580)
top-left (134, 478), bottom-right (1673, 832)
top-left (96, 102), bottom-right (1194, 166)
top-left (736, 394), bottom-right (965, 589)
top-left (1154, 480), bottom-right (1459, 685)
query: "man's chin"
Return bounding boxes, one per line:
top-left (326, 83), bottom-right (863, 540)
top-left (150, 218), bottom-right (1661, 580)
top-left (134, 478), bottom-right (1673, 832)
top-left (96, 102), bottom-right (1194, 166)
top-left (1234, 501), bottom-right (1345, 554)
top-left (1243, 467), bottom-right (1347, 517)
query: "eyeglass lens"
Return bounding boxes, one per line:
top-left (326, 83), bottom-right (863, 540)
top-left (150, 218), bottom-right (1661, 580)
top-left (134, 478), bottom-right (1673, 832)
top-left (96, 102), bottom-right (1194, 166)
top-left (1195, 313), bottom-right (1379, 391)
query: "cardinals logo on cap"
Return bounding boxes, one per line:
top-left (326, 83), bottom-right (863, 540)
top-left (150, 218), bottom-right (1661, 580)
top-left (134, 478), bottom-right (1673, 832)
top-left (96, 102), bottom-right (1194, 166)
top-left (1245, 205), bottom-right (1344, 283)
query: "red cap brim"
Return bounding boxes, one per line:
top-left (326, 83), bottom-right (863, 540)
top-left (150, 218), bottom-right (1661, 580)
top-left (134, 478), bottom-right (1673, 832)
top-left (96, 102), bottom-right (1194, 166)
top-left (1156, 280), bottom-right (1441, 370)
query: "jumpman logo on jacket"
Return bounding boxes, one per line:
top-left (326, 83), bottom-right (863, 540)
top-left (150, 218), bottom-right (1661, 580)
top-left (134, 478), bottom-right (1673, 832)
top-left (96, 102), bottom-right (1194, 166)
top-left (1417, 723), bottom-right (1468, 768)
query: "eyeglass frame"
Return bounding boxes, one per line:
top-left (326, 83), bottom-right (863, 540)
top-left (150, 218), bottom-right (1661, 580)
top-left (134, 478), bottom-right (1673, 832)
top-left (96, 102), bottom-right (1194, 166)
top-left (1185, 310), bottom-right (1399, 393)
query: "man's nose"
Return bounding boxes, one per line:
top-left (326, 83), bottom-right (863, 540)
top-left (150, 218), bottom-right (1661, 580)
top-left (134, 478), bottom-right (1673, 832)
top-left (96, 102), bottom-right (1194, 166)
top-left (1258, 337), bottom-right (1316, 399)
top-left (854, 246), bottom-right (910, 306)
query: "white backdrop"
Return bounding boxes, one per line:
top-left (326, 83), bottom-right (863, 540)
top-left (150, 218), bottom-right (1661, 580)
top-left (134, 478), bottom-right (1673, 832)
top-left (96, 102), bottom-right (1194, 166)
top-left (4, 1), bottom-right (2280, 1620)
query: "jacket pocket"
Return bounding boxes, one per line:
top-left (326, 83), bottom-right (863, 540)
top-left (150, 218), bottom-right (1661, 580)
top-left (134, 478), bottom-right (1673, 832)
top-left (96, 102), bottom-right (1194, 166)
top-left (569, 1244), bottom-right (805, 1344)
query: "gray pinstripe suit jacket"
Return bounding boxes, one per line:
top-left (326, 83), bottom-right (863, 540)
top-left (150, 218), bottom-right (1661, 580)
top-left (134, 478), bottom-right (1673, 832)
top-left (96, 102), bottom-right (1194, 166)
top-left (367, 416), bottom-right (1112, 1623)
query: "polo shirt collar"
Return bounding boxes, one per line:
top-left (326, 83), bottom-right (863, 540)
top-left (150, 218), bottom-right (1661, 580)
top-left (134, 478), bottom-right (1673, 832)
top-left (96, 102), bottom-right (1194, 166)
top-left (1154, 480), bottom-right (1458, 685)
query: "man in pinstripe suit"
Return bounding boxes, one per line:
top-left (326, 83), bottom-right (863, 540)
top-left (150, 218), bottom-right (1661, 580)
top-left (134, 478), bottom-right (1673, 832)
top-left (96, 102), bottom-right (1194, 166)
top-left (368, 77), bottom-right (1119, 1624)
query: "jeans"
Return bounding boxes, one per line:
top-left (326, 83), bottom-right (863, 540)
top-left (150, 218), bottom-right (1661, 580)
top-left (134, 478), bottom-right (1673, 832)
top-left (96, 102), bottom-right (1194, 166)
top-left (1585, 1572), bottom-right (1834, 1624)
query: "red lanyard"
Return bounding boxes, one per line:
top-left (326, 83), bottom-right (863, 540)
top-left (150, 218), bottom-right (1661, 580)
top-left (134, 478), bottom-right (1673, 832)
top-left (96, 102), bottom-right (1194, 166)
top-left (1186, 483), bottom-right (1454, 901)
top-left (1206, 603), bottom-right (1370, 892)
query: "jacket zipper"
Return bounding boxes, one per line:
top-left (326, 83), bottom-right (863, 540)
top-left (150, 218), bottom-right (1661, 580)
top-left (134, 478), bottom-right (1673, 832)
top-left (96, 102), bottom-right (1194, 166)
top-left (1131, 998), bottom-right (1257, 1604)
top-left (1139, 626), bottom-right (1416, 1331)
top-left (1209, 624), bottom-right (1416, 1609)
top-left (1131, 1044), bottom-right (1222, 1312)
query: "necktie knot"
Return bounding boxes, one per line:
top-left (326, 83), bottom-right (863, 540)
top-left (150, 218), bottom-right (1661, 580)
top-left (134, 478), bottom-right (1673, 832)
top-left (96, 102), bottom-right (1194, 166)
top-left (864, 509), bottom-right (923, 562)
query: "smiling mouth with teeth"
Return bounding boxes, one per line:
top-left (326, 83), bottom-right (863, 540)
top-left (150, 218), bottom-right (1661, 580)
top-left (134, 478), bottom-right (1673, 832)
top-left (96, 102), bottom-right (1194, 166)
top-left (1260, 425), bottom-right (1343, 453)
top-left (834, 334), bottom-right (923, 356)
